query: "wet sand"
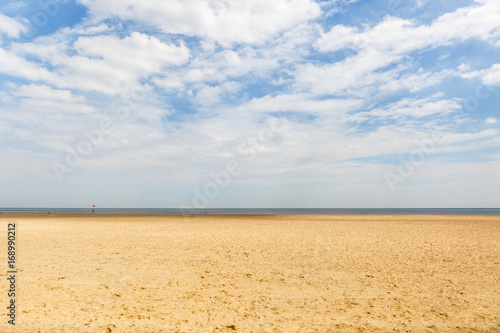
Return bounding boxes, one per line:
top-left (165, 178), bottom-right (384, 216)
top-left (0, 214), bottom-right (499, 332)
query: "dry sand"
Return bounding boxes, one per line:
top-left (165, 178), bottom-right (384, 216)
top-left (0, 214), bottom-right (499, 332)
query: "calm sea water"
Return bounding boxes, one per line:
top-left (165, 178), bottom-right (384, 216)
top-left (0, 208), bottom-right (499, 215)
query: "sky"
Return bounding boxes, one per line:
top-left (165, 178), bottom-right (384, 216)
top-left (0, 0), bottom-right (499, 208)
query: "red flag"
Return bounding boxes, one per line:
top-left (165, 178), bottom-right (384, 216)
top-left (93, 205), bottom-right (95, 207)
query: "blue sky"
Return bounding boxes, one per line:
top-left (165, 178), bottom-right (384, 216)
top-left (0, 0), bottom-right (499, 208)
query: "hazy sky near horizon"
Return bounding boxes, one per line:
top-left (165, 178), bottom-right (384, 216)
top-left (0, 0), bottom-right (499, 208)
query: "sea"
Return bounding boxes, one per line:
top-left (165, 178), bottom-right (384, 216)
top-left (0, 208), bottom-right (499, 215)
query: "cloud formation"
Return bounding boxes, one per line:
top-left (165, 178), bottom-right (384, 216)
top-left (0, 0), bottom-right (499, 207)
top-left (77, 0), bottom-right (321, 44)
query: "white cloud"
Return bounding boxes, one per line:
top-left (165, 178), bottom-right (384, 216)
top-left (296, 48), bottom-right (402, 96)
top-left (151, 76), bottom-right (184, 91)
top-left (0, 13), bottom-right (26, 38)
top-left (0, 84), bottom-right (98, 154)
top-left (194, 81), bottom-right (242, 107)
top-left (74, 23), bottom-right (113, 35)
top-left (74, 32), bottom-right (190, 69)
top-left (76, 0), bottom-right (321, 44)
top-left (0, 47), bottom-right (54, 81)
top-left (238, 93), bottom-right (363, 115)
top-left (316, 24), bottom-right (360, 52)
top-left (378, 68), bottom-right (457, 93)
top-left (437, 129), bottom-right (499, 148)
top-left (459, 63), bottom-right (500, 85)
top-left (317, 0), bottom-right (500, 54)
top-left (486, 117), bottom-right (497, 124)
top-left (153, 22), bottom-right (320, 105)
top-left (481, 63), bottom-right (500, 85)
top-left (5, 84), bottom-right (96, 123)
top-left (13, 84), bottom-right (87, 104)
top-left (299, 1), bottom-right (500, 97)
top-left (352, 94), bottom-right (462, 122)
top-left (8, 32), bottom-right (190, 94)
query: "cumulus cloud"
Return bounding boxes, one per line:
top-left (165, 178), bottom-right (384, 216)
top-left (8, 84), bottom-right (94, 118)
top-left (76, 0), bottom-right (321, 44)
top-left (0, 47), bottom-right (54, 81)
top-left (1, 0), bottom-right (500, 207)
top-left (296, 48), bottom-right (402, 96)
top-left (317, 0), bottom-right (500, 53)
top-left (5, 32), bottom-right (190, 94)
top-left (481, 63), bottom-right (500, 85)
top-left (74, 32), bottom-right (190, 69)
top-left (13, 84), bottom-right (87, 103)
top-left (297, 0), bottom-right (500, 98)
top-left (459, 63), bottom-right (500, 85)
top-left (0, 13), bottom-right (26, 38)
top-left (74, 23), bottom-right (113, 35)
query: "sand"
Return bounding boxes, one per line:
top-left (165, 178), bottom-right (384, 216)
top-left (0, 214), bottom-right (499, 332)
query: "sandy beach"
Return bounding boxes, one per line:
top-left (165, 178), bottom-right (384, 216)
top-left (0, 214), bottom-right (499, 332)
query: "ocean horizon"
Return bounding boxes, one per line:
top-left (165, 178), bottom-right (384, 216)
top-left (1, 208), bottom-right (499, 215)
